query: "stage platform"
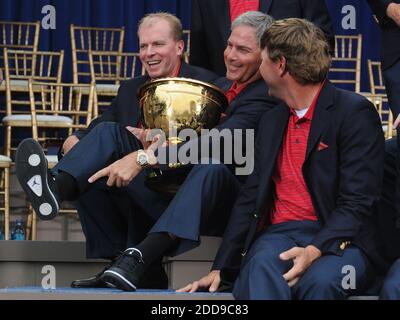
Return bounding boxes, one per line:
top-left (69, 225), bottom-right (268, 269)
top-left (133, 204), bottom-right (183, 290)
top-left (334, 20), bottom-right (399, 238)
top-left (0, 237), bottom-right (222, 291)
top-left (0, 287), bottom-right (233, 300)
top-left (0, 239), bottom-right (379, 300)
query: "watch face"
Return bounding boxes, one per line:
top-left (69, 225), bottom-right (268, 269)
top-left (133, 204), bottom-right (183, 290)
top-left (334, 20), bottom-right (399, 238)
top-left (138, 153), bottom-right (147, 165)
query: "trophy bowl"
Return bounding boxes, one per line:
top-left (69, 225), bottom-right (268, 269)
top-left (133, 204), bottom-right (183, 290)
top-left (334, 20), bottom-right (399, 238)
top-left (137, 77), bottom-right (228, 196)
top-left (138, 77), bottom-right (227, 143)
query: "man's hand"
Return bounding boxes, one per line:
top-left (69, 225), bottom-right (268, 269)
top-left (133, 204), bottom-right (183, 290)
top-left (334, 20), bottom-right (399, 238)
top-left (88, 152), bottom-right (141, 187)
top-left (62, 135), bottom-right (80, 155)
top-left (280, 245), bottom-right (322, 287)
top-left (126, 126), bottom-right (152, 149)
top-left (88, 135), bottom-right (161, 187)
top-left (176, 270), bottom-right (221, 293)
top-left (126, 126), bottom-right (169, 149)
top-left (387, 2), bottom-right (400, 26)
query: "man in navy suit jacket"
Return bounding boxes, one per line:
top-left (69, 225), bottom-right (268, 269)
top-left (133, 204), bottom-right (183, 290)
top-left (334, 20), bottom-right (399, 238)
top-left (57, 12), bottom-right (218, 288)
top-left (179, 18), bottom-right (386, 300)
top-left (16, 12), bottom-right (278, 291)
top-left (190, 0), bottom-right (334, 76)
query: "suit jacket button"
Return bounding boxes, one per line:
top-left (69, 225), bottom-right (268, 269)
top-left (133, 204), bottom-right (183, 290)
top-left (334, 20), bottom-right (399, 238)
top-left (253, 213), bottom-right (258, 218)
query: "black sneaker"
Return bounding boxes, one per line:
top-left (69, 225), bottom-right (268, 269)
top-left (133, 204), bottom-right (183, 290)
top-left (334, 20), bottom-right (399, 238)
top-left (100, 248), bottom-right (146, 291)
top-left (16, 139), bottom-right (60, 220)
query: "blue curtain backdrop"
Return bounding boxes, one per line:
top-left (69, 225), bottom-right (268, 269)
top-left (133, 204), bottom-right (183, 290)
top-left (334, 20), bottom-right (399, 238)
top-left (0, 0), bottom-right (382, 91)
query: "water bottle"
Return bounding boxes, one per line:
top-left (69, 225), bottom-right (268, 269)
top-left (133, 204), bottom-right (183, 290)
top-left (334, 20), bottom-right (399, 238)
top-left (13, 219), bottom-right (25, 240)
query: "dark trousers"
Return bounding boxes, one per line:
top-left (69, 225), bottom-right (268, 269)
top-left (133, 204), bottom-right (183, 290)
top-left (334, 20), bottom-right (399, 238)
top-left (53, 122), bottom-right (240, 258)
top-left (376, 138), bottom-right (400, 263)
top-left (378, 138), bottom-right (400, 299)
top-left (380, 258), bottom-right (400, 300)
top-left (233, 221), bottom-right (374, 300)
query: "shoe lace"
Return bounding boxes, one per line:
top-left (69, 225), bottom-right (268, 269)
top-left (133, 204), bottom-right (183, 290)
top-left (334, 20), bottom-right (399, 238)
top-left (113, 249), bottom-right (145, 272)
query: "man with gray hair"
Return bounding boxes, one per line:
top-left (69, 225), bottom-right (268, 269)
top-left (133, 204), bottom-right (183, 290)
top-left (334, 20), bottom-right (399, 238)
top-left (15, 11), bottom-right (277, 291)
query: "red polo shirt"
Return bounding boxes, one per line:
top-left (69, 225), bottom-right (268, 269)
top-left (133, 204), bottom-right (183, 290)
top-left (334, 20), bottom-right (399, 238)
top-left (229, 0), bottom-right (260, 23)
top-left (219, 81), bottom-right (249, 123)
top-left (225, 81), bottom-right (247, 104)
top-left (270, 82), bottom-right (325, 225)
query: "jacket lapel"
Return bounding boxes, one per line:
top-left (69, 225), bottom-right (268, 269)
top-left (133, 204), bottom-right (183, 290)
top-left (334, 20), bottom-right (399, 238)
top-left (304, 81), bottom-right (334, 163)
top-left (256, 104), bottom-right (290, 210)
top-left (178, 62), bottom-right (190, 77)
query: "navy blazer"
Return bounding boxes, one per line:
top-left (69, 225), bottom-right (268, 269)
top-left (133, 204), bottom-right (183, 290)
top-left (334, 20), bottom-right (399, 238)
top-left (155, 77), bottom-right (279, 180)
top-left (190, 0), bottom-right (334, 75)
top-left (213, 81), bottom-right (388, 279)
top-left (74, 62), bottom-right (218, 139)
top-left (367, 0), bottom-right (400, 71)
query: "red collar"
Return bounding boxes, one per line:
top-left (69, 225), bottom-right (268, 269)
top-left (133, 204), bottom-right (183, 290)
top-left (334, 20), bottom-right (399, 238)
top-left (228, 81), bottom-right (248, 95)
top-left (173, 60), bottom-right (182, 77)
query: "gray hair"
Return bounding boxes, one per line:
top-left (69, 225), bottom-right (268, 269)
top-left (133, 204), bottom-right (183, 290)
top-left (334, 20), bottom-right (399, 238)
top-left (231, 11), bottom-right (275, 46)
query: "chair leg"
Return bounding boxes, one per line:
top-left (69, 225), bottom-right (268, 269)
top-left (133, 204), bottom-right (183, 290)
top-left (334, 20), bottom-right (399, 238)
top-left (31, 206), bottom-right (37, 240)
top-left (5, 126), bottom-right (11, 159)
top-left (93, 92), bottom-right (99, 118)
top-left (4, 167), bottom-right (10, 240)
top-left (26, 211), bottom-right (32, 240)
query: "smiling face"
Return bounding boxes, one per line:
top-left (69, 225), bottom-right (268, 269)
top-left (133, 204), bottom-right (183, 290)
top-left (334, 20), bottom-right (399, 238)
top-left (138, 18), bottom-right (184, 79)
top-left (224, 24), bottom-right (262, 84)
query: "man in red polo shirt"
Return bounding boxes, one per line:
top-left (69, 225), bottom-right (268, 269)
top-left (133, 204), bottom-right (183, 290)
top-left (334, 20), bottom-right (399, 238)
top-left (180, 18), bottom-right (386, 299)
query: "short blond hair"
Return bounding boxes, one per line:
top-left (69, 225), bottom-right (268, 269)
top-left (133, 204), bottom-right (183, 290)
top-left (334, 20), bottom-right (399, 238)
top-left (260, 18), bottom-right (331, 85)
top-left (138, 12), bottom-right (183, 41)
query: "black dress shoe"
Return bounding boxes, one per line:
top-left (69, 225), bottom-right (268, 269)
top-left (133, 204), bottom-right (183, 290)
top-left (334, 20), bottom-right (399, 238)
top-left (71, 268), bottom-right (110, 288)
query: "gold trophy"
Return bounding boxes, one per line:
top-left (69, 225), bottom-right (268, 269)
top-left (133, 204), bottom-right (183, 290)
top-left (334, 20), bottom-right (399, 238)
top-left (138, 77), bottom-right (227, 195)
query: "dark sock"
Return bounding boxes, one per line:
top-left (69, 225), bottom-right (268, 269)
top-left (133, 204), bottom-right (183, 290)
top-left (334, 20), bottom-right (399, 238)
top-left (134, 233), bottom-right (179, 266)
top-left (54, 171), bottom-right (79, 201)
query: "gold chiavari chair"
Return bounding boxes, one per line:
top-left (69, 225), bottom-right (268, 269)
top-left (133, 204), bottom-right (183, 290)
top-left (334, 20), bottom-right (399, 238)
top-left (0, 21), bottom-right (40, 70)
top-left (88, 50), bottom-right (141, 116)
top-left (70, 24), bottom-right (125, 84)
top-left (367, 60), bottom-right (396, 139)
top-left (368, 60), bottom-right (386, 96)
top-left (183, 29), bottom-right (191, 63)
top-left (328, 34), bottom-right (362, 93)
top-left (0, 21), bottom-right (40, 113)
top-left (362, 93), bottom-right (394, 140)
top-left (0, 154), bottom-right (11, 240)
top-left (2, 49), bottom-right (64, 158)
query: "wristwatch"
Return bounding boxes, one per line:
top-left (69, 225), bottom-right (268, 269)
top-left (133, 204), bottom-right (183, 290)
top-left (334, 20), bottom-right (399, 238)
top-left (136, 149), bottom-right (150, 168)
